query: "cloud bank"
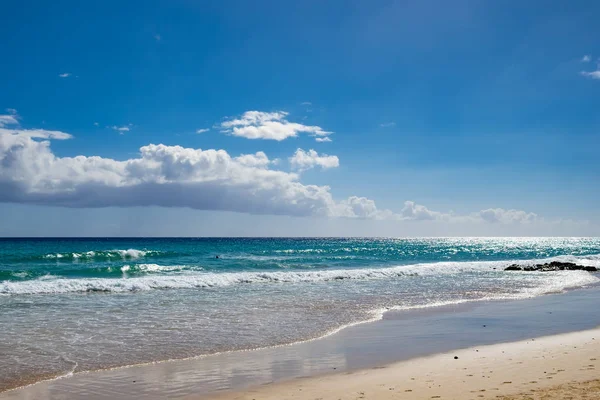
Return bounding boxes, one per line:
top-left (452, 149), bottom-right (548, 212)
top-left (0, 112), bottom-right (555, 226)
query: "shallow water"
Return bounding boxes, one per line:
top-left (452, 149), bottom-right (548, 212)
top-left (1, 237), bottom-right (599, 391)
top-left (4, 287), bottom-right (600, 400)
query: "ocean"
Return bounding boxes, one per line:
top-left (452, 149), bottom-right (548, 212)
top-left (1, 237), bottom-right (600, 392)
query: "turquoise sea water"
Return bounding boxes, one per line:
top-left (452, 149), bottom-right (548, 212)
top-left (1, 237), bottom-right (600, 391)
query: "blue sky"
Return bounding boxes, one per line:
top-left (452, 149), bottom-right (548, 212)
top-left (0, 0), bottom-right (599, 236)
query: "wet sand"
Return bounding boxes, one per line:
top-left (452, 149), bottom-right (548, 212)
top-left (201, 328), bottom-right (600, 400)
top-left (3, 287), bottom-right (600, 399)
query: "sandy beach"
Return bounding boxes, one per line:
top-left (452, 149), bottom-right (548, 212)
top-left (201, 328), bottom-right (600, 400)
top-left (4, 287), bottom-right (600, 400)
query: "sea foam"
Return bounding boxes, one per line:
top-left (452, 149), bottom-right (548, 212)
top-left (42, 249), bottom-right (162, 260)
top-left (2, 255), bottom-right (598, 295)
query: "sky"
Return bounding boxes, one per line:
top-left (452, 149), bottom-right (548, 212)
top-left (0, 0), bottom-right (599, 237)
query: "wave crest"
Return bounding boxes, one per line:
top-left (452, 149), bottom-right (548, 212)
top-left (2, 254), bottom-right (599, 295)
top-left (42, 249), bottom-right (164, 261)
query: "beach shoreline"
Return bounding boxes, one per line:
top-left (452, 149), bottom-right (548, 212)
top-left (199, 327), bottom-right (600, 400)
top-left (4, 285), bottom-right (600, 399)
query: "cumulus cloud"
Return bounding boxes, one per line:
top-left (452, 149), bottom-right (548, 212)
top-left (473, 208), bottom-right (538, 224)
top-left (220, 111), bottom-right (332, 141)
top-left (395, 201), bottom-right (541, 224)
top-left (331, 197), bottom-right (543, 225)
top-left (315, 137), bottom-right (332, 143)
top-left (289, 149), bottom-right (339, 171)
top-left (335, 196), bottom-right (395, 219)
top-left (0, 128), bottom-right (343, 217)
top-left (0, 120), bottom-right (550, 226)
top-left (399, 201), bottom-right (445, 221)
top-left (339, 196), bottom-right (380, 218)
top-left (582, 55), bottom-right (591, 62)
top-left (196, 128), bottom-right (209, 134)
top-left (58, 73), bottom-right (71, 78)
top-left (581, 70), bottom-right (600, 80)
top-left (234, 151), bottom-right (272, 168)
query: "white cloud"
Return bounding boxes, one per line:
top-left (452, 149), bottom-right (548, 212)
top-left (380, 122), bottom-right (396, 128)
top-left (395, 201), bottom-right (541, 224)
top-left (315, 137), bottom-right (332, 143)
top-left (0, 128), bottom-right (72, 140)
top-left (196, 128), bottom-right (209, 134)
top-left (338, 196), bottom-right (381, 219)
top-left (582, 55), bottom-right (591, 62)
top-left (332, 198), bottom-right (543, 225)
top-left (111, 126), bottom-right (130, 134)
top-left (289, 149), bottom-right (339, 171)
top-left (399, 201), bottom-right (445, 221)
top-left (220, 111), bottom-right (332, 141)
top-left (473, 208), bottom-right (538, 224)
top-left (300, 102), bottom-right (312, 106)
top-left (0, 128), bottom-right (341, 217)
top-left (581, 70), bottom-right (600, 80)
top-left (94, 122), bottom-right (99, 126)
top-left (0, 114), bottom-right (19, 127)
top-left (58, 73), bottom-right (71, 78)
top-left (6, 108), bottom-right (17, 115)
top-left (234, 151), bottom-right (271, 168)
top-left (0, 120), bottom-right (554, 227)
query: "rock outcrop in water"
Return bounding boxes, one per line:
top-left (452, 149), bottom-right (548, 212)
top-left (504, 261), bottom-right (597, 272)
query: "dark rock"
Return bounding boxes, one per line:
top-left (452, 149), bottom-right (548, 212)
top-left (505, 265), bottom-right (522, 271)
top-left (504, 261), bottom-right (597, 272)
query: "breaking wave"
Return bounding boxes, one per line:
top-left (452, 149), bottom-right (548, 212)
top-left (40, 249), bottom-right (167, 261)
top-left (2, 254), bottom-right (599, 295)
